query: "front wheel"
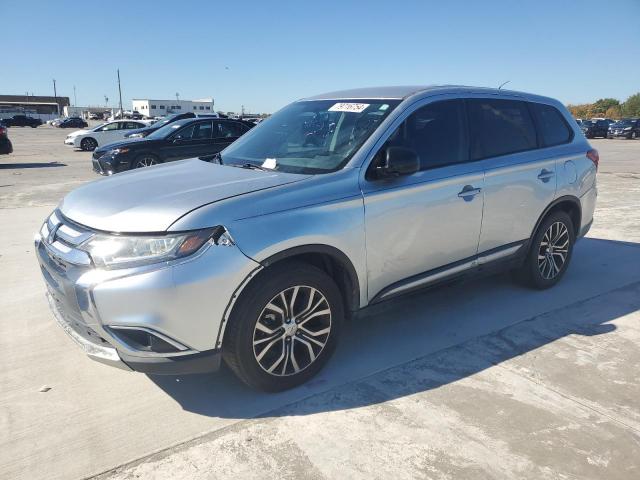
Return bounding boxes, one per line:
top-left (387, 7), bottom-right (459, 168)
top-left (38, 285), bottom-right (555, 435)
top-left (80, 137), bottom-right (98, 151)
top-left (223, 262), bottom-right (344, 391)
top-left (133, 155), bottom-right (159, 169)
top-left (513, 211), bottom-right (575, 289)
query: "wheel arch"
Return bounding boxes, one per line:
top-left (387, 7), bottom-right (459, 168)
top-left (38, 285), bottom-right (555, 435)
top-left (531, 195), bottom-right (582, 240)
top-left (260, 244), bottom-right (361, 316)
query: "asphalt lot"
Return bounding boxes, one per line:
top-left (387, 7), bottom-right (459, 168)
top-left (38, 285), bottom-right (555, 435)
top-left (1, 126), bottom-right (639, 479)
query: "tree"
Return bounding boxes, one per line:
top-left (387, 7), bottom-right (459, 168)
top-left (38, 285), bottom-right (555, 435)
top-left (592, 98), bottom-right (620, 115)
top-left (622, 93), bottom-right (640, 117)
top-left (605, 105), bottom-right (622, 119)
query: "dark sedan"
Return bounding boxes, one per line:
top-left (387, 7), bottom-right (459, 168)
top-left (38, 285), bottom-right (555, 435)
top-left (92, 117), bottom-right (253, 175)
top-left (3, 115), bottom-right (43, 128)
top-left (58, 117), bottom-right (88, 128)
top-left (580, 119), bottom-right (612, 139)
top-left (0, 121), bottom-right (13, 154)
top-left (124, 112), bottom-right (196, 138)
top-left (607, 119), bottom-right (640, 139)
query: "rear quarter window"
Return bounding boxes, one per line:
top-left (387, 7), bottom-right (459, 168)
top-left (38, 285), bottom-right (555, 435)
top-left (530, 103), bottom-right (573, 147)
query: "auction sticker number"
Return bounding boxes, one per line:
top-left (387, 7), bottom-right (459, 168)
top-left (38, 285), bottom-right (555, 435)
top-left (328, 103), bottom-right (370, 113)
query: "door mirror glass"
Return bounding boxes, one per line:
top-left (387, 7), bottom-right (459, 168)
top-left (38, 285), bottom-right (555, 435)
top-left (377, 146), bottom-right (419, 178)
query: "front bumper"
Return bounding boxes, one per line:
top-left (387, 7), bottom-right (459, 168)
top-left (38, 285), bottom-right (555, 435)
top-left (35, 212), bottom-right (260, 374)
top-left (608, 130), bottom-right (632, 138)
top-left (92, 152), bottom-right (127, 175)
top-left (64, 137), bottom-right (77, 146)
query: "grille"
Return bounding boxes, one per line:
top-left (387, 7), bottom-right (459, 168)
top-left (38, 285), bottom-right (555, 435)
top-left (40, 211), bottom-right (93, 266)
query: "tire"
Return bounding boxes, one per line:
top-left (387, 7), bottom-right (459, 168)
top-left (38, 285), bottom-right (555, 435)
top-left (513, 211), bottom-right (575, 289)
top-left (629, 132), bottom-right (636, 140)
top-left (80, 137), bottom-right (98, 151)
top-left (30, 125), bottom-right (37, 128)
top-left (133, 154), bottom-right (159, 169)
top-left (223, 261), bottom-right (344, 391)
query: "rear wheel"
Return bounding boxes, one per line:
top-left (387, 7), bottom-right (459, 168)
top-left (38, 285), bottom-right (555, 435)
top-left (513, 211), bottom-right (575, 289)
top-left (223, 262), bottom-right (343, 391)
top-left (80, 137), bottom-right (98, 151)
top-left (133, 155), bottom-right (159, 169)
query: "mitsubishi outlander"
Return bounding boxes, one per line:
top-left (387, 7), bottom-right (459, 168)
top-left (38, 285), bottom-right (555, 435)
top-left (35, 86), bottom-right (598, 391)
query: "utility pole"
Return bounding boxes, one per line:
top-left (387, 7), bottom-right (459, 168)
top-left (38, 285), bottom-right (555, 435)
top-left (117, 69), bottom-right (123, 118)
top-left (53, 79), bottom-right (58, 115)
top-left (73, 85), bottom-right (77, 107)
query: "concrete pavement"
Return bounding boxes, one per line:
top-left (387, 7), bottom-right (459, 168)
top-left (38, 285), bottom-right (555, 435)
top-left (1, 128), bottom-right (639, 479)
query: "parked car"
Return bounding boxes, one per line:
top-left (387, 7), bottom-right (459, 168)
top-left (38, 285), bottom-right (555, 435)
top-left (580, 119), bottom-right (610, 138)
top-left (58, 117), bottom-right (88, 129)
top-left (124, 112), bottom-right (196, 139)
top-left (35, 86), bottom-right (597, 391)
top-left (607, 118), bottom-right (640, 139)
top-left (88, 113), bottom-right (100, 120)
top-left (3, 114), bottom-right (42, 128)
top-left (64, 120), bottom-right (150, 151)
top-left (93, 117), bottom-right (252, 174)
top-left (0, 121), bottom-right (12, 154)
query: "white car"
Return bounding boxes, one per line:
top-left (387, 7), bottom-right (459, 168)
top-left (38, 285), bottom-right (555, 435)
top-left (64, 120), bottom-right (150, 151)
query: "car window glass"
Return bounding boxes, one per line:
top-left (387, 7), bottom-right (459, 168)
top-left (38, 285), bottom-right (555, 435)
top-left (215, 121), bottom-right (244, 138)
top-left (530, 103), bottom-right (572, 147)
top-left (381, 100), bottom-right (468, 171)
top-left (468, 99), bottom-right (537, 159)
top-left (173, 124), bottom-right (195, 140)
top-left (192, 121), bottom-right (213, 139)
top-left (101, 123), bottom-right (120, 131)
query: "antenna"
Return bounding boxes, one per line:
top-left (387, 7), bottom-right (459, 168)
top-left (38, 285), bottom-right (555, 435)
top-left (498, 80), bottom-right (511, 90)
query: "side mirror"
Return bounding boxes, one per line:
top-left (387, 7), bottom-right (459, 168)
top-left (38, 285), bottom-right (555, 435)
top-left (376, 146), bottom-right (419, 178)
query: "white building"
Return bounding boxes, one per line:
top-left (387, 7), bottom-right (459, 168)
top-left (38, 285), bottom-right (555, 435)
top-left (131, 98), bottom-right (215, 118)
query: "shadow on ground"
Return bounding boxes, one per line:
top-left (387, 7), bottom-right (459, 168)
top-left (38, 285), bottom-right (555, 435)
top-left (0, 162), bottom-right (66, 169)
top-left (149, 237), bottom-right (640, 419)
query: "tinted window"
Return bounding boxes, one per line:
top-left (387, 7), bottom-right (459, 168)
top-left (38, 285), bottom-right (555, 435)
top-left (216, 121), bottom-right (246, 138)
top-left (100, 122), bottom-right (120, 131)
top-left (531, 103), bottom-right (572, 147)
top-left (192, 121), bottom-right (213, 139)
top-left (468, 99), bottom-right (537, 160)
top-left (173, 124), bottom-right (195, 140)
top-left (383, 100), bottom-right (468, 171)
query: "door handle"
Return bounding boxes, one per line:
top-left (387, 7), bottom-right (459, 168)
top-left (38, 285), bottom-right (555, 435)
top-left (457, 185), bottom-right (482, 201)
top-left (537, 169), bottom-right (555, 182)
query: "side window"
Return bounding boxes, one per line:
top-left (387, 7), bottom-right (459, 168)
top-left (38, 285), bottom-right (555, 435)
top-left (173, 124), bottom-right (195, 140)
top-left (215, 121), bottom-right (245, 138)
top-left (100, 122), bottom-right (120, 131)
top-left (468, 99), bottom-right (537, 160)
top-left (123, 122), bottom-right (141, 129)
top-left (530, 103), bottom-right (572, 147)
top-left (381, 100), bottom-right (468, 171)
top-left (192, 121), bottom-right (213, 139)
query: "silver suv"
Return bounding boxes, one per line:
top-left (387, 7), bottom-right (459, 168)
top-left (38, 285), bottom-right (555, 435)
top-left (35, 86), bottom-right (598, 391)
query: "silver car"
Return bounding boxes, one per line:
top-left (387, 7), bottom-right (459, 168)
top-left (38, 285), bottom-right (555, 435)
top-left (35, 86), bottom-right (598, 391)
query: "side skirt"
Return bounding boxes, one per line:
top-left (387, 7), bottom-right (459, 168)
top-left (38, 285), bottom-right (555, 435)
top-left (369, 241), bottom-right (528, 305)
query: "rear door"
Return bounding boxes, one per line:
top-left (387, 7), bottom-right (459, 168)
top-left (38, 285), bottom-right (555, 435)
top-left (470, 98), bottom-right (557, 254)
top-left (212, 121), bottom-right (249, 151)
top-left (94, 121), bottom-right (121, 146)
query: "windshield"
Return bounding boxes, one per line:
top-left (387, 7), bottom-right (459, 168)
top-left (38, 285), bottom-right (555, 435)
top-left (146, 119), bottom-right (192, 139)
top-left (613, 120), bottom-right (634, 126)
top-left (219, 99), bottom-right (400, 174)
top-left (581, 120), bottom-right (594, 127)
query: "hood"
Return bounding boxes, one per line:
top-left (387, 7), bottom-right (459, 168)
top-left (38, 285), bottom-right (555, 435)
top-left (67, 128), bottom-right (90, 137)
top-left (59, 159), bottom-right (308, 233)
top-left (95, 137), bottom-right (149, 153)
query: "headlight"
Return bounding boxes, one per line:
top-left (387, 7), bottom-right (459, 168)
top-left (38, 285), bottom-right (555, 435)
top-left (107, 147), bottom-right (130, 155)
top-left (79, 228), bottom-right (224, 269)
top-left (128, 133), bottom-right (143, 138)
top-left (624, 127), bottom-right (632, 131)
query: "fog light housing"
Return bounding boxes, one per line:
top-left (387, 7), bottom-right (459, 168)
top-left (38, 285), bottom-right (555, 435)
top-left (107, 326), bottom-right (189, 353)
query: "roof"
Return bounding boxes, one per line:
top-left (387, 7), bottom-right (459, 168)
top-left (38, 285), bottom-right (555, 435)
top-left (301, 85), bottom-right (556, 104)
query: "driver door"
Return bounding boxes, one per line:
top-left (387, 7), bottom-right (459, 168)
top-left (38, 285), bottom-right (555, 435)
top-left (362, 99), bottom-right (484, 301)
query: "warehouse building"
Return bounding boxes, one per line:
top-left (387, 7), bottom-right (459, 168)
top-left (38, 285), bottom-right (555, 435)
top-left (0, 94), bottom-right (70, 121)
top-left (131, 98), bottom-right (214, 118)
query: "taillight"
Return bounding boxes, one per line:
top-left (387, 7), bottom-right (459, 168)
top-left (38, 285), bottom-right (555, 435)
top-left (0, 126), bottom-right (5, 135)
top-left (586, 149), bottom-right (599, 170)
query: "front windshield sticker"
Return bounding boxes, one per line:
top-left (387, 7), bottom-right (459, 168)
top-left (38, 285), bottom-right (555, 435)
top-left (262, 158), bottom-right (277, 169)
top-left (328, 102), bottom-right (370, 113)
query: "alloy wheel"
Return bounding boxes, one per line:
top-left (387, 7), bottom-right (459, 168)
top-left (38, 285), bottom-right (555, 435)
top-left (252, 285), bottom-right (332, 376)
top-left (135, 157), bottom-right (157, 168)
top-left (537, 221), bottom-right (570, 280)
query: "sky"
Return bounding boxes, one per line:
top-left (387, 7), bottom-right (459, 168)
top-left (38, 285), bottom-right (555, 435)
top-left (1, 0), bottom-right (639, 113)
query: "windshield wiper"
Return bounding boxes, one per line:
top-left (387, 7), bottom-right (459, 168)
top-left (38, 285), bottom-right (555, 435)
top-left (232, 163), bottom-right (268, 171)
